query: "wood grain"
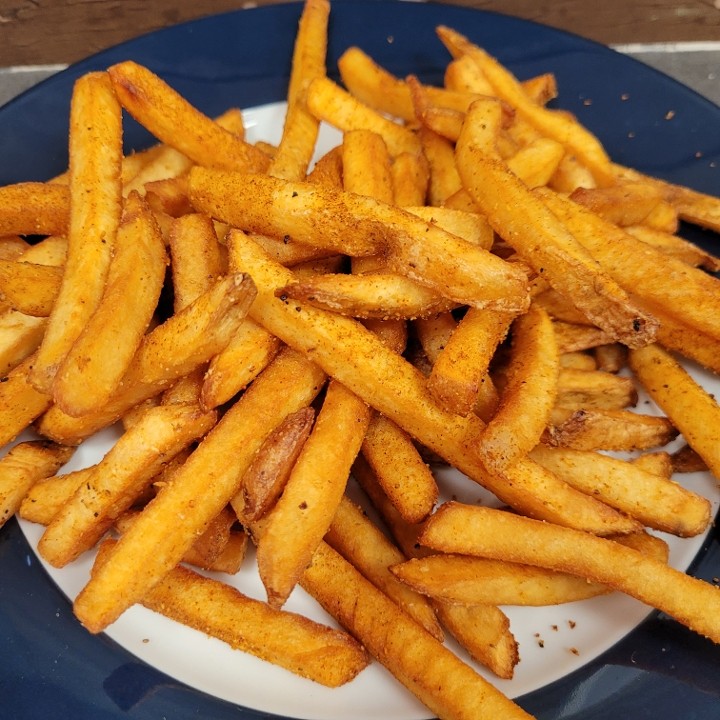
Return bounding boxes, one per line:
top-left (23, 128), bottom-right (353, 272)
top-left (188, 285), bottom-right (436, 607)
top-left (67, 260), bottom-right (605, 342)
top-left (1, 0), bottom-right (720, 67)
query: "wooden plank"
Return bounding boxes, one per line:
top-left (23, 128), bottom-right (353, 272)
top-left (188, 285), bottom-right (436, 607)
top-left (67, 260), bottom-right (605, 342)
top-left (1, 0), bottom-right (719, 67)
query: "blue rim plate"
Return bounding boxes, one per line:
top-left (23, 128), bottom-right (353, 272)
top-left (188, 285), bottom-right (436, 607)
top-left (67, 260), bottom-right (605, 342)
top-left (2, 2), bottom-right (720, 718)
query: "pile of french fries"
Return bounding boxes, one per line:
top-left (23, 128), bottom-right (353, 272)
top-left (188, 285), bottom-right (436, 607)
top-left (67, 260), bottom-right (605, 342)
top-left (2, 0), bottom-right (720, 716)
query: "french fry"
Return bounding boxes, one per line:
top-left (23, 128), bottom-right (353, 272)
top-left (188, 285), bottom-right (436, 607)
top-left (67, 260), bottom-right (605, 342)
top-left (420, 502), bottom-right (720, 644)
top-left (478, 303), bottom-right (558, 469)
top-left (240, 406), bottom-right (315, 523)
top-left (52, 192), bottom-right (168, 417)
top-left (268, 0), bottom-right (329, 181)
top-left (93, 539), bottom-right (370, 687)
top-left (391, 151), bottom-right (429, 207)
top-left (256, 379), bottom-right (371, 607)
top-left (547, 408), bottom-right (678, 452)
top-left (454, 97), bottom-right (657, 348)
top-left (529, 444), bottom-right (711, 537)
top-left (31, 72), bottom-right (123, 394)
top-left (325, 494), bottom-right (444, 640)
top-left (73, 347), bottom-right (326, 633)
top-left (418, 125), bottom-right (463, 206)
top-left (624, 224), bottom-right (720, 271)
top-left (569, 182), bottom-right (667, 227)
top-left (629, 343), bottom-right (720, 479)
top-left (0, 182), bottom-right (69, 236)
top-left (505, 136), bottom-right (565, 189)
top-left (0, 441), bottom-right (74, 530)
top-left (108, 61), bottom-right (270, 173)
top-left (301, 541), bottom-right (535, 719)
top-left (37, 402), bottom-right (218, 567)
top-left (0, 261), bottom-right (62, 316)
top-left (37, 273), bottom-right (257, 444)
top-left (671, 444), bottom-right (709, 474)
top-left (0, 311), bottom-right (47, 375)
top-left (555, 367), bottom-right (638, 411)
top-left (552, 320), bottom-right (614, 353)
top-left (0, 355), bottom-right (52, 446)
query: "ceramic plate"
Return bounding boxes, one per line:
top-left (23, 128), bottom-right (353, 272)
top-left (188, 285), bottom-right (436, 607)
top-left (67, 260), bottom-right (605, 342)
top-left (1, 2), bottom-right (720, 719)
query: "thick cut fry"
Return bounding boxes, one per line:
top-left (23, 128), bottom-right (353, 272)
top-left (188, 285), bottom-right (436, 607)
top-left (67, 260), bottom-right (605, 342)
top-left (0, 310), bottom-right (47, 375)
top-left (72, 348), bottom-right (326, 633)
top-left (268, 0), bottom-right (329, 181)
top-left (240, 406), bottom-right (315, 523)
top-left (361, 413), bottom-right (438, 524)
top-left (301, 541), bottom-right (534, 720)
top-left (108, 61), bottom-right (270, 173)
top-left (629, 343), bottom-right (720, 479)
top-left (672, 444), bottom-right (708, 474)
top-left (419, 126), bottom-right (463, 206)
top-left (188, 169), bottom-right (530, 312)
top-left (552, 320), bottom-right (614, 353)
top-left (0, 355), bottom-right (52, 446)
top-left (31, 72), bottom-right (123, 394)
top-left (53, 193), bottom-right (168, 417)
top-left (478, 304), bottom-right (558, 470)
top-left (325, 495), bottom-right (444, 640)
top-left (0, 261), bottom-right (62, 317)
top-left (438, 26), bottom-right (615, 186)
top-left (569, 182), bottom-right (666, 227)
top-left (427, 307), bottom-right (514, 417)
top-left (38, 403), bottom-right (218, 567)
top-left (624, 224), bottom-right (720, 271)
top-left (228, 229), bottom-right (640, 535)
top-left (93, 539), bottom-right (369, 687)
top-left (256, 379), bottom-right (371, 607)
top-left (0, 441), bottom-right (74, 529)
top-left (555, 367), bottom-right (638, 411)
top-left (505, 136), bottom-right (565, 189)
top-left (420, 502), bottom-right (720, 644)
top-left (391, 151), bottom-right (429, 207)
top-left (0, 182), bottom-right (69, 237)
top-left (529, 444), bottom-right (711, 537)
top-left (36, 273), bottom-right (257, 445)
top-left (547, 408), bottom-right (678, 452)
top-left (455, 98), bottom-right (657, 348)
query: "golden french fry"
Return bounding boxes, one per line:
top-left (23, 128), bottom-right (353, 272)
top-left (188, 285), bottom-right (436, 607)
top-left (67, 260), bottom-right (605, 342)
top-left (0, 261), bottom-right (61, 317)
top-left (671, 444), bottom-right (709, 474)
top-left (268, 0), bottom-right (329, 181)
top-left (38, 402), bottom-right (218, 567)
top-left (53, 192), bottom-right (168, 417)
top-left (108, 61), bottom-right (270, 173)
top-left (552, 320), bottom-right (614, 353)
top-left (0, 182), bottom-right (69, 236)
top-left (93, 539), bottom-right (369, 687)
top-left (302, 541), bottom-right (534, 719)
top-left (547, 408), bottom-right (678, 452)
top-left (569, 181), bottom-right (667, 227)
top-left (72, 347), bottom-right (326, 633)
top-left (391, 151), bottom-right (429, 207)
top-left (0, 441), bottom-right (74, 529)
top-left (624, 224), bottom-right (720, 271)
top-left (555, 367), bottom-right (638, 411)
top-left (0, 310), bottom-right (47, 375)
top-left (0, 355), bottom-right (52, 446)
top-left (478, 303), bottom-right (558, 470)
top-left (240, 406), bottom-right (315, 523)
top-left (420, 502), bottom-right (720, 644)
top-left (529, 444), bottom-right (711, 537)
top-left (325, 494), bottom-right (444, 640)
top-left (505, 136), bottom-right (565, 189)
top-left (31, 72), bottom-right (123, 394)
top-left (256, 379), bottom-right (371, 607)
top-left (418, 125), bottom-right (463, 206)
top-left (629, 343), bottom-right (720, 479)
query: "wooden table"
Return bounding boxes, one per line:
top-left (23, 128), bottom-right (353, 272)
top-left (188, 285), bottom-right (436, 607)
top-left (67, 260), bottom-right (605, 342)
top-left (2, 0), bottom-right (720, 67)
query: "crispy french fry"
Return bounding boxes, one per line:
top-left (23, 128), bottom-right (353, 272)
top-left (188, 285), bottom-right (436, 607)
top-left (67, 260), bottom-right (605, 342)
top-left (240, 406), bottom-right (315, 523)
top-left (0, 310), bottom-right (47, 375)
top-left (93, 539), bottom-right (369, 687)
top-left (420, 502), bottom-right (720, 644)
top-left (0, 182), bottom-right (69, 236)
top-left (391, 151), bottom-right (429, 207)
top-left (0, 261), bottom-right (62, 317)
top-left (529, 444), bottom-right (711, 537)
top-left (555, 367), bottom-right (638, 411)
top-left (0, 441), bottom-right (74, 529)
top-left (629, 343), bottom-right (720, 479)
top-left (301, 541), bottom-right (534, 719)
top-left (52, 192), bottom-right (168, 417)
top-left (31, 72), bottom-right (123, 394)
top-left (108, 61), bottom-right (270, 173)
top-left (0, 355), bottom-right (52, 446)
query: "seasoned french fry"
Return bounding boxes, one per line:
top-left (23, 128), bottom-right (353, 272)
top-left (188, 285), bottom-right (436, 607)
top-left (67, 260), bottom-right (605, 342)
top-left (0, 182), bottom-right (69, 237)
top-left (391, 151), bottom-right (429, 207)
top-left (629, 343), bottom-right (720, 479)
top-left (53, 192), bottom-right (168, 417)
top-left (108, 61), bottom-right (270, 173)
top-left (31, 72), bottom-right (123, 394)
top-left (0, 261), bottom-right (62, 317)
top-left (301, 541), bottom-right (534, 719)
top-left (555, 367), bottom-right (638, 411)
top-left (0, 355), bottom-right (52, 446)
top-left (0, 310), bottom-right (47, 375)
top-left (420, 502), bottom-right (720, 644)
top-left (94, 539), bottom-right (370, 687)
top-left (0, 441), bottom-right (74, 530)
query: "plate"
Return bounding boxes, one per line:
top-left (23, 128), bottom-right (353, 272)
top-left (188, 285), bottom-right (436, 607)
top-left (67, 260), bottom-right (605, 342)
top-left (1, 2), bottom-right (720, 719)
